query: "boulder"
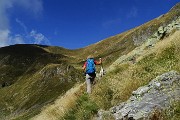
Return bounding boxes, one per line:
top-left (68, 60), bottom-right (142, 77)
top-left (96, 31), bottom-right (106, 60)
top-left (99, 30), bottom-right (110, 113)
top-left (158, 26), bottom-right (165, 34)
top-left (97, 71), bottom-right (180, 120)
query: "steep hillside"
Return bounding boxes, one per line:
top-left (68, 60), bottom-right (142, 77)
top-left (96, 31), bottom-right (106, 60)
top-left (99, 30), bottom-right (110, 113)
top-left (0, 2), bottom-right (179, 120)
top-left (0, 44), bottom-right (83, 119)
top-left (97, 71), bottom-right (180, 120)
top-left (59, 3), bottom-right (180, 120)
top-left (0, 44), bottom-right (65, 87)
top-left (60, 30), bottom-right (180, 120)
top-left (34, 3), bottom-right (180, 69)
top-left (71, 3), bottom-right (180, 67)
top-left (28, 3), bottom-right (180, 120)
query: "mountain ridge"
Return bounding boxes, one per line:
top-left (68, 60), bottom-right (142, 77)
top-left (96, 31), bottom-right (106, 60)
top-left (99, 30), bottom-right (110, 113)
top-left (0, 2), bottom-right (179, 120)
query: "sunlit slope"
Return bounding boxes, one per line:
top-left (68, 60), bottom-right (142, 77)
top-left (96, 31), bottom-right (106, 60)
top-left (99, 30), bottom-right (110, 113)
top-left (36, 3), bottom-right (180, 68)
top-left (30, 3), bottom-right (180, 120)
top-left (0, 3), bottom-right (179, 120)
top-left (61, 30), bottom-right (180, 120)
top-left (0, 44), bottom-right (83, 119)
top-left (71, 3), bottom-right (180, 67)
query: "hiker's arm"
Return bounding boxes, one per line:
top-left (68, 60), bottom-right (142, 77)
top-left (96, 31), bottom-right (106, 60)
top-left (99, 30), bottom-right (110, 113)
top-left (82, 65), bottom-right (86, 70)
top-left (82, 62), bottom-right (86, 70)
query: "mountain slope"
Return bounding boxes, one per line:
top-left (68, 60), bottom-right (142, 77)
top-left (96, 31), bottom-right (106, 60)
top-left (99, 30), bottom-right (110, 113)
top-left (0, 44), bottom-right (83, 119)
top-left (71, 2), bottom-right (180, 67)
top-left (32, 3), bottom-right (180, 120)
top-left (0, 2), bottom-right (179, 120)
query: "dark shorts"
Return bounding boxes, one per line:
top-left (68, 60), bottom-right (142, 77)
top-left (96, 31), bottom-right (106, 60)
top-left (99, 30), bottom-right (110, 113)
top-left (86, 73), bottom-right (96, 83)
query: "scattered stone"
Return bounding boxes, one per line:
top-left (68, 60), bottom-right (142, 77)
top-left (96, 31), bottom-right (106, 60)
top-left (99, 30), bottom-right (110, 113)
top-left (158, 26), bottom-right (164, 34)
top-left (132, 86), bottom-right (150, 96)
top-left (96, 71), bottom-right (180, 120)
top-left (153, 17), bottom-right (180, 40)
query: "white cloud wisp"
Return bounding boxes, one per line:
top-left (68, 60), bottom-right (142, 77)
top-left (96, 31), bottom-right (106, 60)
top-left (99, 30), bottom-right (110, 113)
top-left (30, 30), bottom-right (50, 45)
top-left (0, 0), bottom-right (44, 47)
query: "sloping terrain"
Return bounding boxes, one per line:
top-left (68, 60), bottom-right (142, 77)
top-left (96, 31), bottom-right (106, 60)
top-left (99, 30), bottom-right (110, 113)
top-left (91, 29), bottom-right (180, 120)
top-left (97, 70), bottom-right (180, 120)
top-left (59, 29), bottom-right (180, 120)
top-left (0, 2), bottom-right (179, 120)
top-left (32, 3), bottom-right (180, 120)
top-left (0, 44), bottom-right (83, 119)
top-left (71, 3), bottom-right (180, 67)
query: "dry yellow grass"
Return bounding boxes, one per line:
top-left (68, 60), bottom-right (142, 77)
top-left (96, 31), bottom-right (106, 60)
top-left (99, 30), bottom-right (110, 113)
top-left (31, 83), bottom-right (85, 120)
top-left (28, 31), bottom-right (180, 120)
top-left (91, 31), bottom-right (180, 109)
top-left (109, 31), bottom-right (180, 72)
top-left (136, 31), bottom-right (180, 61)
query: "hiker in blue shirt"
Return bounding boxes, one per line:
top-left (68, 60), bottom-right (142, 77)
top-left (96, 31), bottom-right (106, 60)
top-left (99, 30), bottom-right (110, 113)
top-left (83, 55), bottom-right (102, 94)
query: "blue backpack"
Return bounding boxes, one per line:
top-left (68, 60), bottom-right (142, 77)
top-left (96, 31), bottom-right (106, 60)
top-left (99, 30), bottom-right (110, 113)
top-left (86, 58), bottom-right (96, 74)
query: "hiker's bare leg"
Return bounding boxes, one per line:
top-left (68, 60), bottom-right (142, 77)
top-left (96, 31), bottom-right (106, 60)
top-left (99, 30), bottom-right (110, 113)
top-left (86, 74), bottom-right (92, 94)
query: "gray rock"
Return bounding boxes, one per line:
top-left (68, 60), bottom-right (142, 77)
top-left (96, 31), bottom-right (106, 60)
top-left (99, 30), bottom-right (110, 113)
top-left (175, 23), bottom-right (180, 30)
top-left (153, 32), bottom-right (159, 38)
top-left (98, 71), bottom-right (180, 120)
top-left (110, 106), bottom-right (117, 114)
top-left (97, 109), bottom-right (106, 120)
top-left (110, 102), bottom-right (126, 113)
top-left (145, 38), bottom-right (158, 47)
top-left (96, 109), bottom-right (114, 120)
top-left (98, 17), bottom-right (180, 120)
top-left (132, 86), bottom-right (150, 96)
top-left (133, 110), bottom-right (148, 120)
top-left (158, 26), bottom-right (165, 34)
top-left (113, 112), bottom-right (123, 120)
top-left (118, 106), bottom-right (131, 117)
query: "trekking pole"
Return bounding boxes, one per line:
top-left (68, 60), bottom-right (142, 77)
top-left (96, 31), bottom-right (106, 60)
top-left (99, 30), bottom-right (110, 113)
top-left (99, 58), bottom-right (103, 68)
top-left (99, 58), bottom-right (105, 77)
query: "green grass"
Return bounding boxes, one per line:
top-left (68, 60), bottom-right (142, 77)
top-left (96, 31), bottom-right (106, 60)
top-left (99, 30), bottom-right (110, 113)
top-left (90, 31), bottom-right (180, 110)
top-left (61, 39), bottom-right (180, 118)
top-left (165, 101), bottom-right (180, 120)
top-left (150, 101), bottom-right (180, 120)
top-left (63, 93), bottom-right (99, 120)
top-left (71, 2), bottom-right (180, 67)
top-left (0, 3), bottom-right (179, 120)
top-left (39, 4), bottom-right (180, 119)
top-left (0, 45), bottom-right (84, 120)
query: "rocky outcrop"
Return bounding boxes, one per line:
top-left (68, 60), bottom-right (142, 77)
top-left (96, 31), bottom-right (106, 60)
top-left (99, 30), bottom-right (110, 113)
top-left (97, 71), bottom-right (180, 120)
top-left (153, 16), bottom-right (180, 40)
top-left (132, 2), bottom-right (180, 46)
top-left (108, 17), bottom-right (180, 72)
top-left (144, 16), bottom-right (180, 47)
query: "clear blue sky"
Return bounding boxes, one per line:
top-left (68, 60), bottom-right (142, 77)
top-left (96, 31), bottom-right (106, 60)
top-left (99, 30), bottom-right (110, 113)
top-left (0, 0), bottom-right (179, 49)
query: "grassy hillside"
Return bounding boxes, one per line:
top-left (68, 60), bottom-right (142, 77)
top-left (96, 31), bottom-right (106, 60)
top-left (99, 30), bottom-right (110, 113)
top-left (0, 44), bottom-right (83, 120)
top-left (35, 3), bottom-right (180, 70)
top-left (59, 3), bottom-right (180, 119)
top-left (0, 44), bottom-right (65, 87)
top-left (92, 31), bottom-right (180, 109)
top-left (62, 30), bottom-right (180, 120)
top-left (70, 2), bottom-right (180, 67)
top-left (0, 2), bottom-right (179, 120)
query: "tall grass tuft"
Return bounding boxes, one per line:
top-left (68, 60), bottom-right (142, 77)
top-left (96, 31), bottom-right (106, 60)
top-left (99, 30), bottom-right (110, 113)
top-left (63, 93), bottom-right (99, 120)
top-left (91, 31), bottom-right (180, 110)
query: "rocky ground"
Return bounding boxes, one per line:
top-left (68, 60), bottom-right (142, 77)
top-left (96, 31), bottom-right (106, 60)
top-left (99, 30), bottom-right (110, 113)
top-left (96, 71), bottom-right (180, 120)
top-left (108, 16), bottom-right (180, 72)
